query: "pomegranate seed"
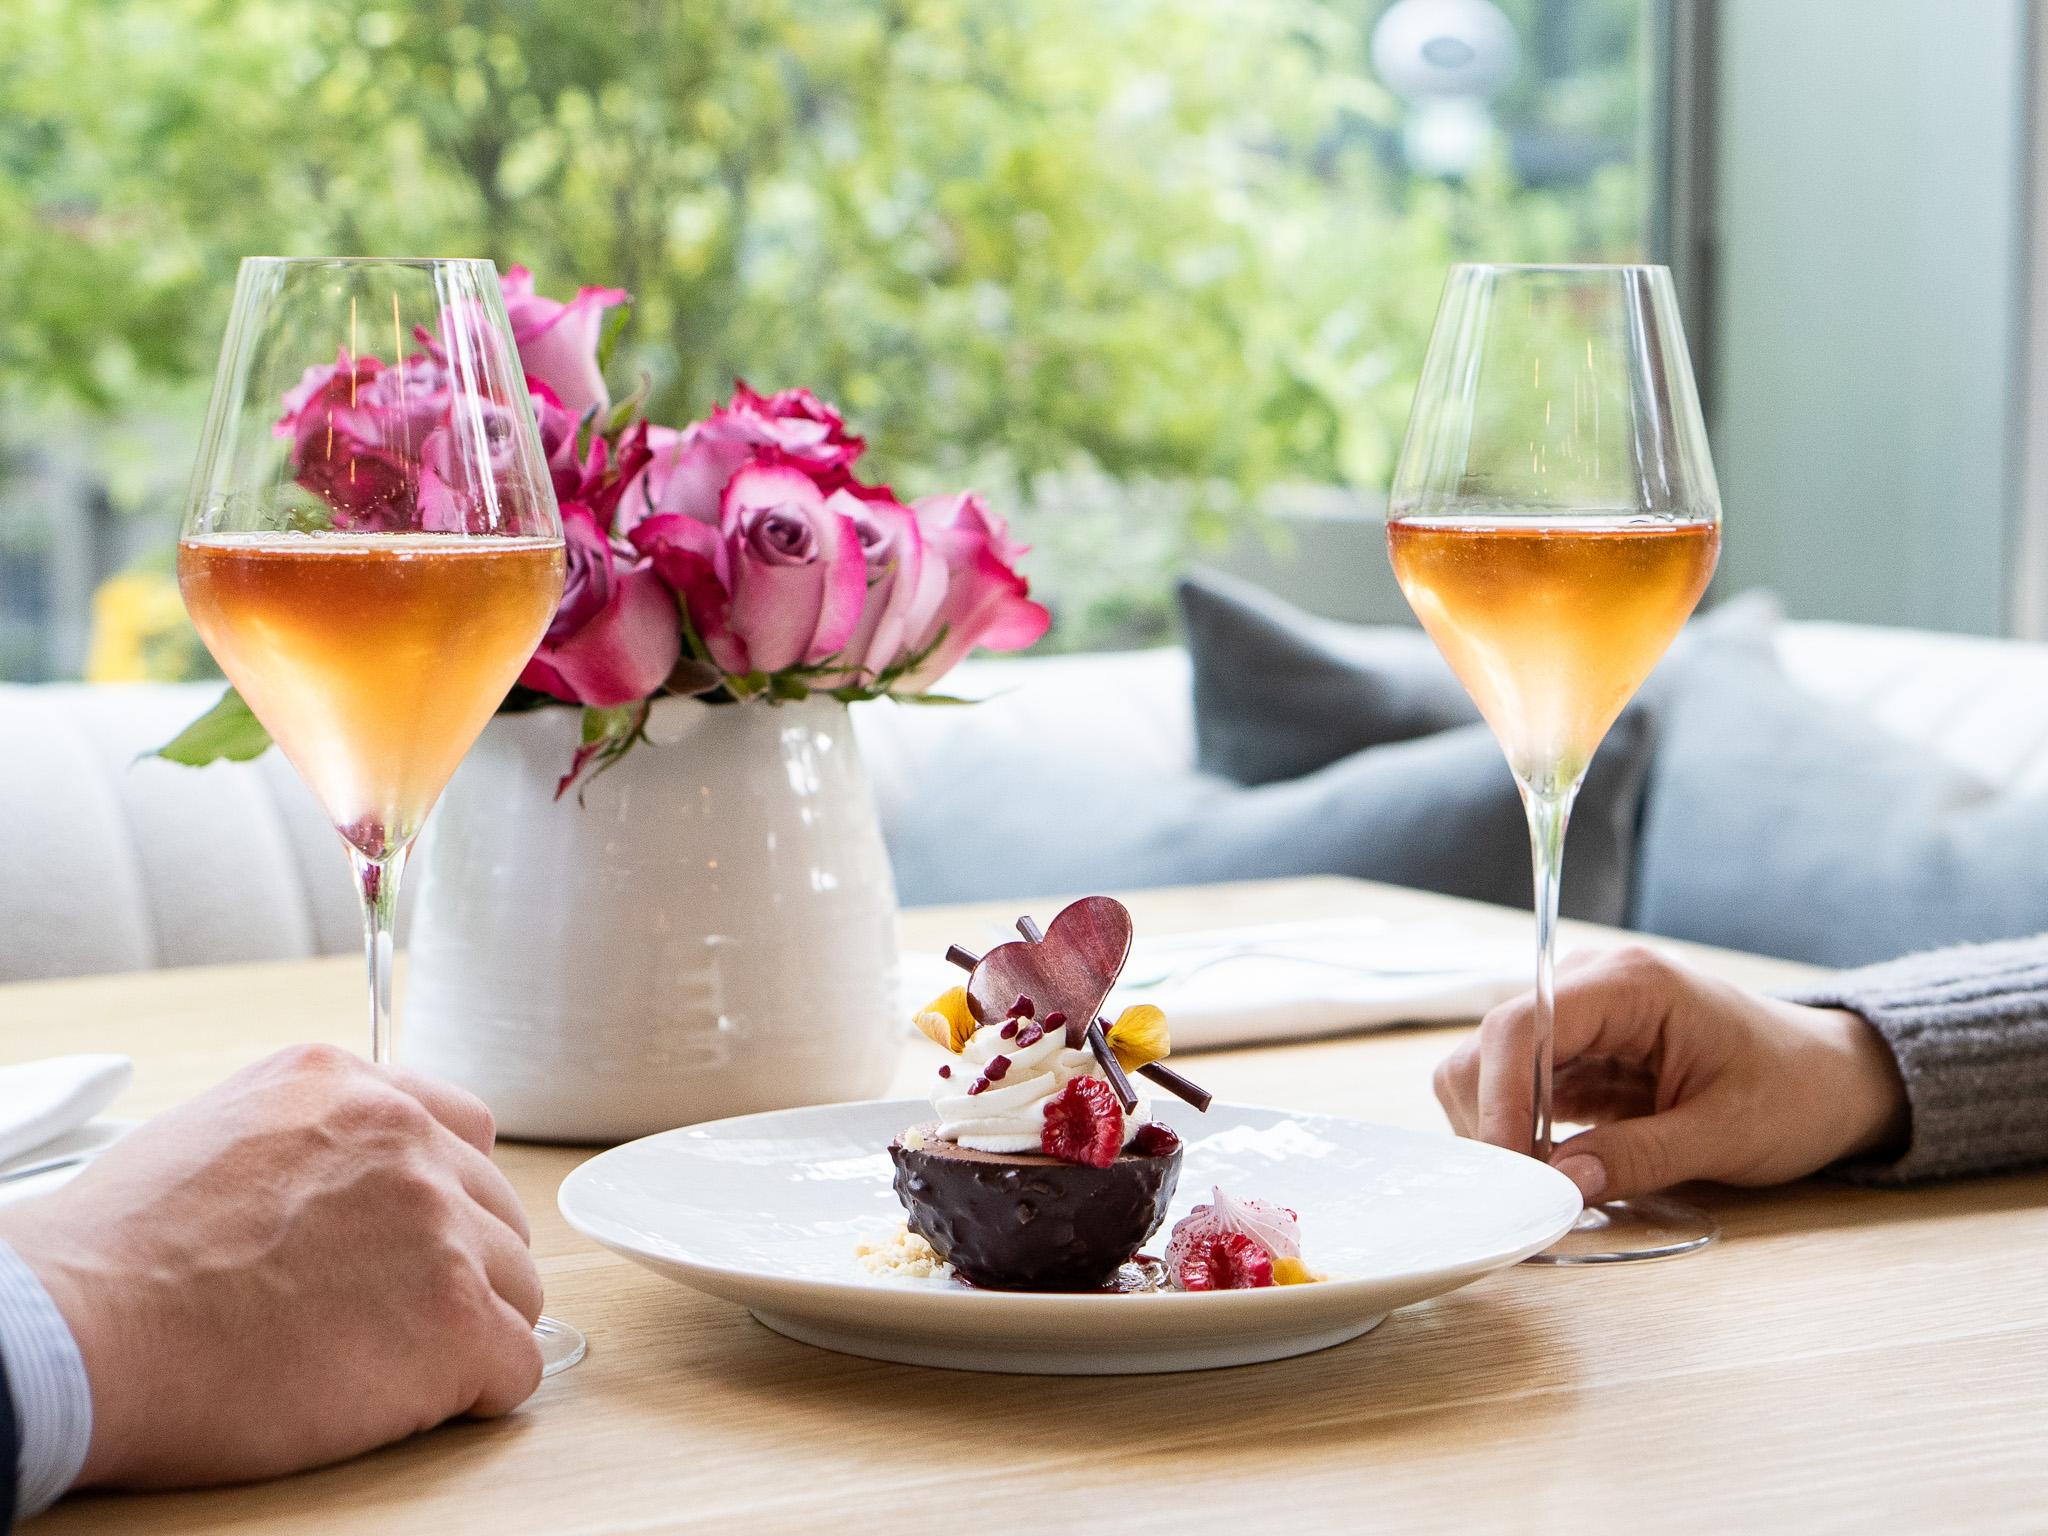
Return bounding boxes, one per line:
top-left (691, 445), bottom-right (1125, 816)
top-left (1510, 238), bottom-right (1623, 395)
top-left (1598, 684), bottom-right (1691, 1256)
top-left (938, 1064), bottom-right (951, 1079)
top-left (1000, 1021), bottom-right (1018, 1040)
top-left (986, 1054), bottom-right (1011, 1081)
top-left (1044, 1011), bottom-right (1067, 1029)
top-left (1133, 1122), bottom-right (1181, 1157)
top-left (1009, 995), bottom-right (1035, 1019)
top-left (1015, 1022), bottom-right (1045, 1048)
top-left (968, 1078), bottom-right (988, 1096)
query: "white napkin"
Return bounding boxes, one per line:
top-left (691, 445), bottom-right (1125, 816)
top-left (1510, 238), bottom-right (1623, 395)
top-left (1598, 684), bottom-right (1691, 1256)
top-left (901, 917), bottom-right (1543, 1052)
top-left (0, 1054), bottom-right (132, 1166)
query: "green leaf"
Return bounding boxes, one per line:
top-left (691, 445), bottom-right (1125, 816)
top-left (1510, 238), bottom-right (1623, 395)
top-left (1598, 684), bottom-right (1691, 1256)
top-left (892, 692), bottom-right (978, 706)
top-left (581, 703), bottom-right (640, 744)
top-left (602, 370), bottom-right (652, 439)
top-left (768, 674), bottom-right (810, 701)
top-left (557, 701), bottom-right (652, 802)
top-left (147, 688), bottom-right (273, 766)
top-left (597, 301), bottom-right (632, 373)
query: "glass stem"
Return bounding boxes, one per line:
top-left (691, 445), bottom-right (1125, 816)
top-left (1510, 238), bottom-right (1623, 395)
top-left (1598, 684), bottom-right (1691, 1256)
top-left (1521, 784), bottom-right (1576, 1165)
top-left (348, 844), bottom-right (409, 1065)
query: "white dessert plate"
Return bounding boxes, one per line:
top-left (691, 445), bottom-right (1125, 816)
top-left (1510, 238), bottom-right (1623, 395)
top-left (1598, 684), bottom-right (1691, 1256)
top-left (558, 1098), bottom-right (1581, 1375)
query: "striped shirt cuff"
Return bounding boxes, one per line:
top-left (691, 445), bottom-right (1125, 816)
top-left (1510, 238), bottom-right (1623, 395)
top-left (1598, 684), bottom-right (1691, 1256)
top-left (0, 1242), bottom-right (91, 1520)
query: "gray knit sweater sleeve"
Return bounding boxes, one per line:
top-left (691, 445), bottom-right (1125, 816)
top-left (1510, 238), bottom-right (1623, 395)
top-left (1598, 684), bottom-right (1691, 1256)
top-left (1778, 934), bottom-right (2048, 1184)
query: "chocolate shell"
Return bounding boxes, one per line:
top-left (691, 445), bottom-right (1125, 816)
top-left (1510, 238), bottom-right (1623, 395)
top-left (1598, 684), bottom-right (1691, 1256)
top-left (889, 1121), bottom-right (1180, 1291)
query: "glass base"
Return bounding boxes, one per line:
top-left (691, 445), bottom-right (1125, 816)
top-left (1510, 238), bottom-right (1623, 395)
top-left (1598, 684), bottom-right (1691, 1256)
top-left (535, 1314), bottom-right (586, 1376)
top-left (1522, 1194), bottom-right (1719, 1265)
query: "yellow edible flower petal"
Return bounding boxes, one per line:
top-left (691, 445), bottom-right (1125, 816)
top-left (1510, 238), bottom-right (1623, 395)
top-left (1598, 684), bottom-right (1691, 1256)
top-left (915, 987), bottom-right (978, 1053)
top-left (1107, 1003), bottom-right (1170, 1070)
top-left (1272, 1257), bottom-right (1316, 1286)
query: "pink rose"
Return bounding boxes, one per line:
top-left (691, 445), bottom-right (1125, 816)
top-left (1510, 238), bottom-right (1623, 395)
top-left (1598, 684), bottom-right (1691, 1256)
top-left (529, 378), bottom-right (588, 505)
top-left (414, 392), bottom-right (533, 534)
top-left (613, 423), bottom-right (733, 537)
top-left (613, 381), bottom-right (865, 535)
top-left (896, 492), bottom-right (1052, 691)
top-left (276, 341), bottom-right (584, 536)
top-left (518, 425), bottom-right (678, 708)
top-left (577, 417), bottom-right (655, 536)
top-left (633, 460), bottom-right (865, 677)
top-left (518, 503), bottom-right (681, 709)
top-left (628, 508), bottom-right (728, 656)
top-left (274, 350), bottom-right (451, 530)
top-left (816, 483), bottom-right (947, 685)
top-left (500, 265), bottom-right (628, 419)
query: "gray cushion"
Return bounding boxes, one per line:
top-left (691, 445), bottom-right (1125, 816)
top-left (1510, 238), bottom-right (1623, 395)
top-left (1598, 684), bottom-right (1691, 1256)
top-left (884, 562), bottom-right (1673, 922)
top-left (1630, 625), bottom-right (2048, 967)
top-left (1169, 567), bottom-right (1696, 923)
top-left (885, 700), bottom-right (1655, 922)
top-left (1178, 566), bottom-right (1478, 785)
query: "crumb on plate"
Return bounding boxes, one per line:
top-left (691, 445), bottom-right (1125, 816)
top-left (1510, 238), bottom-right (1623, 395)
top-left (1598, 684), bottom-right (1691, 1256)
top-left (855, 1224), bottom-right (953, 1280)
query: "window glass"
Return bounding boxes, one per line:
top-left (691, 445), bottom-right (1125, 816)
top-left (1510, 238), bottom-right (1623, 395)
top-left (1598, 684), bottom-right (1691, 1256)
top-left (0, 0), bottom-right (1653, 677)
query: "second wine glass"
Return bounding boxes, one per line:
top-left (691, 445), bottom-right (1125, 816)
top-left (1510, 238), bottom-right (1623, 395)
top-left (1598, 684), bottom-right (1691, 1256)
top-left (1386, 263), bottom-right (1722, 1263)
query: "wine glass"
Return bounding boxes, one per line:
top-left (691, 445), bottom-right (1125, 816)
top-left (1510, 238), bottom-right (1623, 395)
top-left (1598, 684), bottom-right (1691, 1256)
top-left (1387, 264), bottom-right (1722, 1263)
top-left (179, 257), bottom-right (586, 1364)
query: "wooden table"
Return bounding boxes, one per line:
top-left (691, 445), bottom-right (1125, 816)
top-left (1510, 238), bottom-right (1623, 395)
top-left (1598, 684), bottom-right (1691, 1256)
top-left (4, 876), bottom-right (2045, 1533)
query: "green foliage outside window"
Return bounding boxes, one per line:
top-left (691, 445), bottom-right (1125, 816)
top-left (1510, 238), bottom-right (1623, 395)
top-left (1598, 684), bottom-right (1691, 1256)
top-left (2, 0), bottom-right (1646, 660)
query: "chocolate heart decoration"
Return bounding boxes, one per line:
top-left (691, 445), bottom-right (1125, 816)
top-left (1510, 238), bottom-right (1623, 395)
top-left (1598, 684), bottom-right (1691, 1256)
top-left (967, 896), bottom-right (1134, 1043)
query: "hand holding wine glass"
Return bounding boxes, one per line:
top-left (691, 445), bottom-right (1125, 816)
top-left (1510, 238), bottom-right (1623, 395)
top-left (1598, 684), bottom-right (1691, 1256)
top-left (177, 257), bottom-right (582, 1364)
top-left (1387, 263), bottom-right (1722, 1262)
top-left (1432, 946), bottom-right (1909, 1203)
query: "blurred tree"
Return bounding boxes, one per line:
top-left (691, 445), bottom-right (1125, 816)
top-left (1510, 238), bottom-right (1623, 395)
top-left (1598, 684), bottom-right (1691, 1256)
top-left (4, 0), bottom-right (1645, 655)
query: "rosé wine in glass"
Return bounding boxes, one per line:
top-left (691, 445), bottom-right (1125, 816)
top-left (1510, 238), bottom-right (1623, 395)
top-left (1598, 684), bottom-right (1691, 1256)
top-left (1386, 518), bottom-right (1718, 795)
top-left (179, 533), bottom-right (564, 859)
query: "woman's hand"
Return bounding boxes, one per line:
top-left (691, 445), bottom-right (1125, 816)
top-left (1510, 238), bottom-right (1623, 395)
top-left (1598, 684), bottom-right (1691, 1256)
top-left (1435, 946), bottom-right (1910, 1202)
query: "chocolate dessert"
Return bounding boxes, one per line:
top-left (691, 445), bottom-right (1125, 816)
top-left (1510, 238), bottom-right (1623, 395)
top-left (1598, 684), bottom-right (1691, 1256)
top-left (885, 896), bottom-right (1216, 1292)
top-left (890, 1120), bottom-right (1181, 1291)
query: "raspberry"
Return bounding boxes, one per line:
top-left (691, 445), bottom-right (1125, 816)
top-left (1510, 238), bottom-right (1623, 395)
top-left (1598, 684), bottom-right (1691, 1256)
top-left (1132, 1122), bottom-right (1180, 1158)
top-left (1040, 1077), bottom-right (1122, 1167)
top-left (1170, 1232), bottom-right (1274, 1291)
top-left (1163, 1187), bottom-right (1300, 1290)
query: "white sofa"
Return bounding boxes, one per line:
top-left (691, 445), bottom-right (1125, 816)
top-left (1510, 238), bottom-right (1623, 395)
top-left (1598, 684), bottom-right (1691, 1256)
top-left (4, 617), bottom-right (2046, 983)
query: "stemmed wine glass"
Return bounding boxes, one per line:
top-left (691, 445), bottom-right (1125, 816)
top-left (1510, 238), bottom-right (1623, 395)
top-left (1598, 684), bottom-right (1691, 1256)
top-left (178, 257), bottom-right (586, 1363)
top-left (1386, 264), bottom-right (1722, 1263)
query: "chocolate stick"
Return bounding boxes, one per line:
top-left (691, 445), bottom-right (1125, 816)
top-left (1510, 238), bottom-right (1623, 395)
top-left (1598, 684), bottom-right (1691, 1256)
top-left (1016, 915), bottom-right (1045, 943)
top-left (944, 944), bottom-right (981, 973)
top-left (1135, 1059), bottom-right (1214, 1113)
top-left (1084, 1020), bottom-right (1139, 1112)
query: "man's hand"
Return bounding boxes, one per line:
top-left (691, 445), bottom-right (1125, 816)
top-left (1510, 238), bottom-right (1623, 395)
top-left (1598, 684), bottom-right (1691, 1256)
top-left (0, 1044), bottom-right (544, 1489)
top-left (1435, 947), bottom-right (1910, 1202)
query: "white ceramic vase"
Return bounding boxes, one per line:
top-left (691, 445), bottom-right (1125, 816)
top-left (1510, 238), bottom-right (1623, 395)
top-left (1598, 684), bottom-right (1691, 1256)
top-left (402, 695), bottom-right (902, 1142)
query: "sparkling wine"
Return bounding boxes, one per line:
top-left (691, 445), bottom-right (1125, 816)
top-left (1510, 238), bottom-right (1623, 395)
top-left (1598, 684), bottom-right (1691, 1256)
top-left (179, 533), bottom-right (565, 857)
top-left (1386, 518), bottom-right (1719, 792)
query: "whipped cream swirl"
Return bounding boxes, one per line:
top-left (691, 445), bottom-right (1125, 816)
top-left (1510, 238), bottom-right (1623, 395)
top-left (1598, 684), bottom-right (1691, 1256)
top-left (931, 1019), bottom-right (1149, 1153)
